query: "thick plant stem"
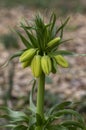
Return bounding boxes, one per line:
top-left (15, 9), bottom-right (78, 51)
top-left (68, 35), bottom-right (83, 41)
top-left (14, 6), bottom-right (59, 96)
top-left (36, 73), bottom-right (45, 130)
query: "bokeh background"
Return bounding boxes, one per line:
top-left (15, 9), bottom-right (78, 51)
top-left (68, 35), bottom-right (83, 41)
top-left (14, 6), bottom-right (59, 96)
top-left (0, 0), bottom-right (86, 125)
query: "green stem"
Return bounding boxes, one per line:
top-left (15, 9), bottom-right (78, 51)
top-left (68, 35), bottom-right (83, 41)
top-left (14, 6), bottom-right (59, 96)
top-left (36, 73), bottom-right (45, 130)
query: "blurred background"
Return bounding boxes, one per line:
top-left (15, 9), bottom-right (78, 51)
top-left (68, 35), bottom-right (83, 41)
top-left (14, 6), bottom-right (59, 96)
top-left (0, 0), bottom-right (86, 125)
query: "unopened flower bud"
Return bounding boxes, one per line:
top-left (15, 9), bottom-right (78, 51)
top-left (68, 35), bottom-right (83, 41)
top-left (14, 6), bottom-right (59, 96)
top-left (41, 55), bottom-right (52, 75)
top-left (21, 60), bottom-right (31, 68)
top-left (31, 55), bottom-right (42, 78)
top-left (46, 37), bottom-right (61, 50)
top-left (20, 48), bottom-right (37, 62)
top-left (54, 55), bottom-right (69, 68)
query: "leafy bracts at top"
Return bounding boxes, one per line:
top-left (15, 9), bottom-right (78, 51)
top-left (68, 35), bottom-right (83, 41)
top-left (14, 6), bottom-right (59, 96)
top-left (15, 13), bottom-right (73, 77)
top-left (20, 23), bottom-right (38, 48)
top-left (1, 13), bottom-right (86, 76)
top-left (18, 13), bottom-right (69, 51)
top-left (17, 31), bottom-right (32, 48)
top-left (49, 13), bottom-right (56, 34)
top-left (1, 13), bottom-right (86, 77)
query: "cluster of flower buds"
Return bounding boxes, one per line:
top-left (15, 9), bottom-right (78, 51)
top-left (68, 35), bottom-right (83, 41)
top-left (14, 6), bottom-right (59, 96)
top-left (19, 37), bottom-right (69, 78)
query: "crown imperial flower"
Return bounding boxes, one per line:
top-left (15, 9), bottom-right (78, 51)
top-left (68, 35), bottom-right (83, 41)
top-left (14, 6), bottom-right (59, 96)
top-left (4, 13), bottom-right (75, 78)
top-left (15, 13), bottom-right (71, 77)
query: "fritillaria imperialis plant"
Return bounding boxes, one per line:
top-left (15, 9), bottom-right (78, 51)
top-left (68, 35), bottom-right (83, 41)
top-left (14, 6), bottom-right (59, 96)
top-left (0, 13), bottom-right (86, 130)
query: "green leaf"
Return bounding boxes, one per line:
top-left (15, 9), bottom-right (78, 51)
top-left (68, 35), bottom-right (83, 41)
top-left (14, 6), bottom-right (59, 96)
top-left (29, 115), bottom-right (36, 128)
top-left (21, 24), bottom-right (38, 48)
top-left (0, 106), bottom-right (29, 123)
top-left (29, 79), bottom-right (36, 113)
top-left (59, 17), bottom-right (70, 39)
top-left (61, 120), bottom-right (85, 129)
top-left (29, 124), bottom-right (35, 130)
top-left (0, 124), bottom-right (15, 128)
top-left (49, 13), bottom-right (56, 32)
top-left (50, 50), bottom-right (75, 56)
top-left (57, 39), bottom-right (73, 47)
top-left (13, 125), bottom-right (27, 130)
top-left (66, 127), bottom-right (77, 130)
top-left (20, 19), bottom-right (36, 30)
top-left (34, 14), bottom-right (48, 50)
top-left (50, 50), bottom-right (86, 57)
top-left (73, 53), bottom-right (86, 56)
top-left (50, 109), bottom-right (85, 124)
top-left (36, 113), bottom-right (43, 126)
top-left (0, 50), bottom-right (25, 69)
top-left (56, 17), bottom-right (70, 34)
top-left (47, 101), bottom-right (72, 116)
top-left (60, 22), bottom-right (64, 39)
top-left (25, 31), bottom-right (38, 48)
top-left (47, 13), bottom-right (57, 40)
top-left (17, 31), bottom-right (32, 48)
top-left (47, 125), bottom-right (68, 130)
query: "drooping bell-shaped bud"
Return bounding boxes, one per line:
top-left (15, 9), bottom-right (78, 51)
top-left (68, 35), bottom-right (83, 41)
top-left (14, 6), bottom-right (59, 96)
top-left (41, 55), bottom-right (52, 75)
top-left (54, 55), bottom-right (69, 68)
top-left (31, 55), bottom-right (42, 78)
top-left (20, 48), bottom-right (37, 62)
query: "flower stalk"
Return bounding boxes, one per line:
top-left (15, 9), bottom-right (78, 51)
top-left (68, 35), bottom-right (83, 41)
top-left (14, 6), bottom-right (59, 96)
top-left (36, 73), bottom-right (45, 130)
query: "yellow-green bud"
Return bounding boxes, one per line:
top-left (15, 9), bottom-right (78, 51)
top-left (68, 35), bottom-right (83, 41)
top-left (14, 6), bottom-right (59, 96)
top-left (41, 55), bottom-right (52, 75)
top-left (46, 37), bottom-right (61, 50)
top-left (54, 55), bottom-right (69, 68)
top-left (21, 60), bottom-right (31, 68)
top-left (31, 55), bottom-right (42, 78)
top-left (19, 48), bottom-right (37, 62)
